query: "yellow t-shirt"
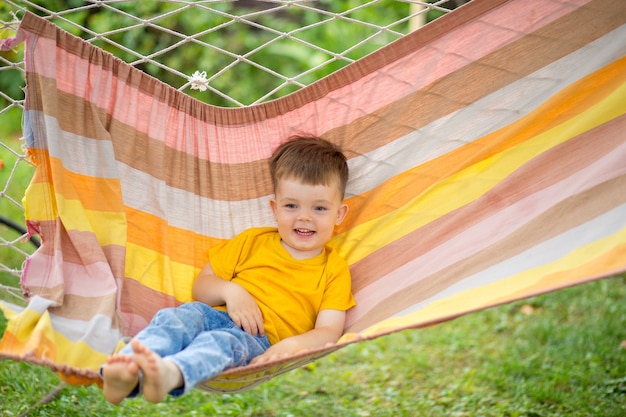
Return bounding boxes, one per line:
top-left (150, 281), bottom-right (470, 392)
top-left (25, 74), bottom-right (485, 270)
top-left (208, 227), bottom-right (356, 345)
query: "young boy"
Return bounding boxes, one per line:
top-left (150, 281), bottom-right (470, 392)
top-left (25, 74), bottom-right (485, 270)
top-left (101, 136), bottom-right (355, 404)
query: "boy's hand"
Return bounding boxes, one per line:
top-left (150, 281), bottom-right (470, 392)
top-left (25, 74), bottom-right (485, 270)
top-left (192, 264), bottom-right (265, 337)
top-left (250, 338), bottom-right (300, 364)
top-left (250, 309), bottom-right (346, 365)
top-left (223, 282), bottom-right (265, 337)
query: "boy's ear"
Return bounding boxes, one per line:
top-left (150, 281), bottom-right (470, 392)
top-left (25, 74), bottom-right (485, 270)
top-left (335, 203), bottom-right (349, 225)
top-left (269, 198), bottom-right (277, 217)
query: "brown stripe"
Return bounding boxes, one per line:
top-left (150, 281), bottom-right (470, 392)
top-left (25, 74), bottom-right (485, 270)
top-left (21, 288), bottom-right (120, 325)
top-left (25, 76), bottom-right (108, 141)
top-left (111, 120), bottom-right (274, 200)
top-left (346, 173), bottom-right (626, 333)
top-left (350, 114), bottom-right (626, 291)
top-left (119, 278), bottom-right (181, 336)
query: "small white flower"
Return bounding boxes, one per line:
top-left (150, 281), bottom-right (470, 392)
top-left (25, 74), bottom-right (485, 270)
top-left (188, 70), bottom-right (209, 91)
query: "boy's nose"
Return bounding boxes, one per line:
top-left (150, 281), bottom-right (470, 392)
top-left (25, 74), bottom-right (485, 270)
top-left (297, 211), bottom-right (312, 221)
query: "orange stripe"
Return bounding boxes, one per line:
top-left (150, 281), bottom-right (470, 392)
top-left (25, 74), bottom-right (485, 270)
top-left (0, 329), bottom-right (57, 361)
top-left (27, 149), bottom-right (124, 212)
top-left (125, 206), bottom-right (224, 268)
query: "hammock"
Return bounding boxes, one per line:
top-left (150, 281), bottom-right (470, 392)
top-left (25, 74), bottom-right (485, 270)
top-left (1, 0), bottom-right (625, 394)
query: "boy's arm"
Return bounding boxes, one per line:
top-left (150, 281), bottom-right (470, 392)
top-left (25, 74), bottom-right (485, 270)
top-left (192, 263), bottom-right (265, 337)
top-left (250, 309), bottom-right (346, 364)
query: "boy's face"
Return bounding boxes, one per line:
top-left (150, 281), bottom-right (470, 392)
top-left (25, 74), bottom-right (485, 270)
top-left (270, 176), bottom-right (348, 260)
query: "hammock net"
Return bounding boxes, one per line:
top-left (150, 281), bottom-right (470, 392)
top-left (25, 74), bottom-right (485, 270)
top-left (1, 0), bottom-right (626, 394)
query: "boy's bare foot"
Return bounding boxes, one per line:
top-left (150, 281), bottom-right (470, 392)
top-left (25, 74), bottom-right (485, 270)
top-left (130, 338), bottom-right (184, 403)
top-left (102, 354), bottom-right (139, 405)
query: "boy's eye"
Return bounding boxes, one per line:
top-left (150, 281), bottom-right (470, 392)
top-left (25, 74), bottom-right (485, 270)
top-left (315, 206), bottom-right (328, 211)
top-left (285, 203), bottom-right (297, 209)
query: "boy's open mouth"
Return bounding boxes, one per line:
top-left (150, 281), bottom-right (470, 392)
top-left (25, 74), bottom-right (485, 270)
top-left (294, 228), bottom-right (315, 237)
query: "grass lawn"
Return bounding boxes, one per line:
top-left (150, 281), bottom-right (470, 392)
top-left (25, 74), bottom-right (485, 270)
top-left (1, 275), bottom-right (625, 416)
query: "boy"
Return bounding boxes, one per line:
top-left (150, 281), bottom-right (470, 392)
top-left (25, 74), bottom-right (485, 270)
top-left (101, 136), bottom-right (355, 404)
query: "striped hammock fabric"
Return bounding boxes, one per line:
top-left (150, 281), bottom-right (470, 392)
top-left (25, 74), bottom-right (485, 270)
top-left (1, 0), bottom-right (625, 394)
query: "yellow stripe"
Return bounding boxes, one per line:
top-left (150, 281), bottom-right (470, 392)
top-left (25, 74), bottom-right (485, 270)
top-left (23, 180), bottom-right (57, 221)
top-left (24, 187), bottom-right (127, 247)
top-left (0, 306), bottom-right (57, 361)
top-left (353, 223), bottom-right (626, 338)
top-left (65, 204), bottom-right (126, 247)
top-left (125, 242), bottom-right (198, 302)
top-left (332, 60), bottom-right (626, 265)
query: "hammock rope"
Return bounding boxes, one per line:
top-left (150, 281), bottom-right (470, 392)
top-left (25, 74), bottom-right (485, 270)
top-left (1, 0), bottom-right (626, 395)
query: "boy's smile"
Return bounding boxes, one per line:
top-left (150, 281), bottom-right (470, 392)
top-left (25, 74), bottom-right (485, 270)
top-left (270, 177), bottom-right (348, 260)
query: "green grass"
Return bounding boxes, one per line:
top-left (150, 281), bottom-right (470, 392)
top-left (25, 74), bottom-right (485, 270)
top-left (1, 276), bottom-right (625, 416)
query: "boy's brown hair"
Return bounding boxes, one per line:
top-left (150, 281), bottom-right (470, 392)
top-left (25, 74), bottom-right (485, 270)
top-left (270, 136), bottom-right (349, 198)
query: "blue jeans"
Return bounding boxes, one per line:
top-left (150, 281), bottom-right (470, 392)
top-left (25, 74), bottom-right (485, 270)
top-left (118, 302), bottom-right (270, 396)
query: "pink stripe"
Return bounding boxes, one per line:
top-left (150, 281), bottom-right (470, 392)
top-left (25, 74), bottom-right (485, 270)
top-left (345, 138), bottom-right (626, 327)
top-left (23, 251), bottom-right (118, 298)
top-left (30, 0), bottom-right (589, 164)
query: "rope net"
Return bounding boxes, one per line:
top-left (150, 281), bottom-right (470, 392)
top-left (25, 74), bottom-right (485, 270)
top-left (0, 0), bottom-right (464, 304)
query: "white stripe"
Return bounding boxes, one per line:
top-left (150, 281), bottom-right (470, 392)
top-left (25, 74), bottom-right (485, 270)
top-left (119, 164), bottom-right (277, 238)
top-left (27, 111), bottom-right (119, 178)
